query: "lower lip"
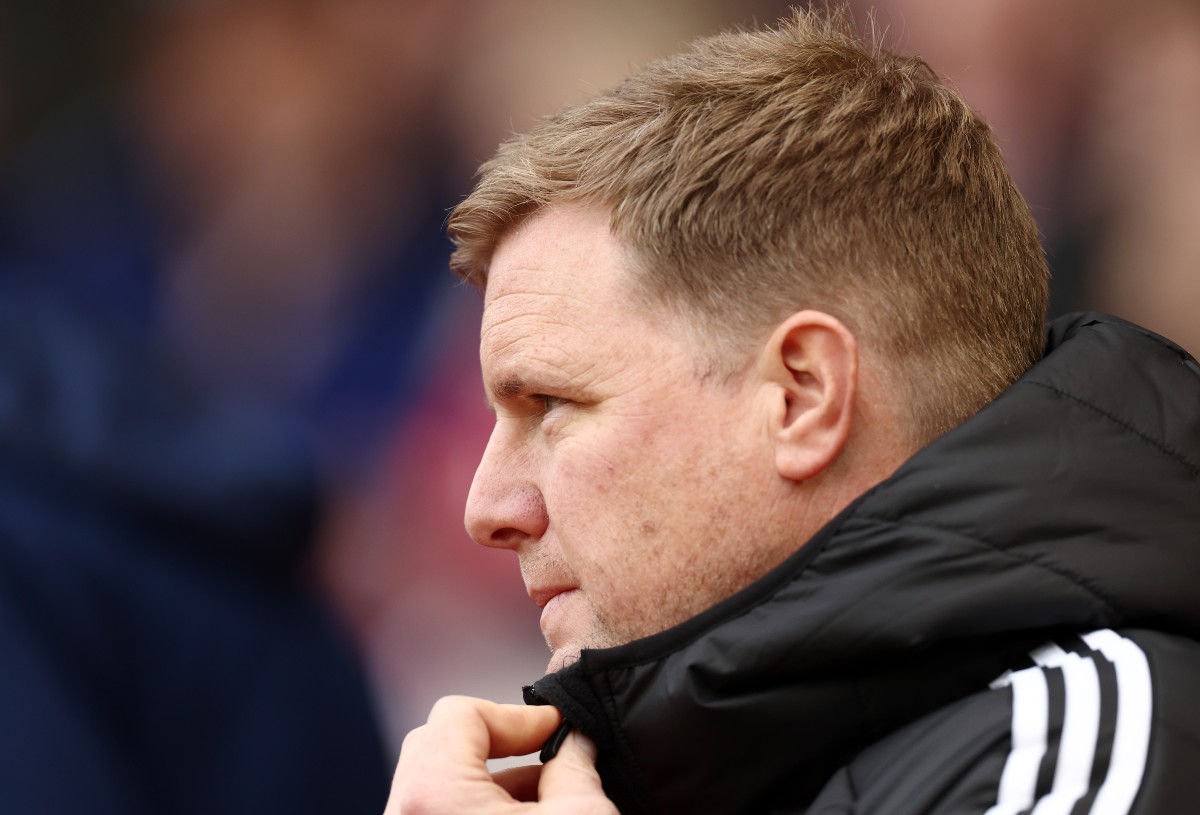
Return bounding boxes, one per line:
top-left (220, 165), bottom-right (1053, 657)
top-left (540, 589), bottom-right (578, 632)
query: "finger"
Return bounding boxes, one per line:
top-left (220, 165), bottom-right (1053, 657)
top-left (390, 723), bottom-right (435, 797)
top-left (424, 696), bottom-right (563, 760)
top-left (387, 700), bottom-right (564, 814)
top-left (538, 730), bottom-right (606, 800)
top-left (492, 763), bottom-right (543, 802)
top-left (390, 698), bottom-right (556, 798)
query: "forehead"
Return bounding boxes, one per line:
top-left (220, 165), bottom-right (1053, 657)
top-left (484, 205), bottom-right (631, 311)
top-left (477, 205), bottom-right (692, 408)
top-left (481, 206), bottom-right (647, 350)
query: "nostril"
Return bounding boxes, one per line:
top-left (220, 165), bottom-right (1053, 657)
top-left (487, 527), bottom-right (528, 549)
top-left (465, 468), bottom-right (548, 547)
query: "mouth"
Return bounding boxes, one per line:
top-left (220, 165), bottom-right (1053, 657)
top-left (529, 585), bottom-right (575, 610)
top-left (535, 587), bottom-right (581, 650)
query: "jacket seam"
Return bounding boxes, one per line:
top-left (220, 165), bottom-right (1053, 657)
top-left (1023, 380), bottom-right (1200, 479)
top-left (860, 515), bottom-right (1123, 620)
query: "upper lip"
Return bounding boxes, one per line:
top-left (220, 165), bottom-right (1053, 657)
top-left (529, 586), bottom-right (575, 609)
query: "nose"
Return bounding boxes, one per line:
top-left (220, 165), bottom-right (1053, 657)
top-left (464, 423), bottom-right (548, 549)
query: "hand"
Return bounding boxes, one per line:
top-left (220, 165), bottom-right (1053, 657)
top-left (385, 695), bottom-right (618, 814)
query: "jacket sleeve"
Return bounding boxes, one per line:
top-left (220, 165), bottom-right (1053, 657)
top-left (806, 628), bottom-right (1199, 815)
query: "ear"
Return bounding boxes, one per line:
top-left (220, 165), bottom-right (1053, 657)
top-left (758, 310), bottom-right (858, 482)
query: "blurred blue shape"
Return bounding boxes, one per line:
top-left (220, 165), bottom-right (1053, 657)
top-left (0, 62), bottom-right (452, 815)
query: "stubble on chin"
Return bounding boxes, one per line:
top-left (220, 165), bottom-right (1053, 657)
top-left (545, 645), bottom-right (582, 675)
top-left (543, 602), bottom-right (626, 675)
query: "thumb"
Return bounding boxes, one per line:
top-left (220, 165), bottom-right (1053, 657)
top-left (537, 731), bottom-right (605, 801)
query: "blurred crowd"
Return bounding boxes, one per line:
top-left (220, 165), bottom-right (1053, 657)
top-left (0, 0), bottom-right (1195, 810)
top-left (857, 0), bottom-right (1200, 353)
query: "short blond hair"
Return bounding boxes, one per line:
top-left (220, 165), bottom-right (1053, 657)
top-left (449, 6), bottom-right (1049, 445)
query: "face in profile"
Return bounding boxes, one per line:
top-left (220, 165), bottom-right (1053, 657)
top-left (465, 205), bottom-right (798, 673)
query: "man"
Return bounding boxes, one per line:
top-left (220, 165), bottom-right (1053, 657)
top-left (388, 8), bottom-right (1200, 814)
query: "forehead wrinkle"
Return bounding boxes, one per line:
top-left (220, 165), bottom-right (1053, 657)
top-left (484, 282), bottom-right (571, 309)
top-left (482, 307), bottom-right (580, 341)
top-left (483, 292), bottom-right (600, 338)
top-left (481, 279), bottom-right (592, 345)
top-left (481, 278), bottom-right (606, 374)
top-left (480, 318), bottom-right (595, 409)
top-left (480, 316), bottom-right (580, 381)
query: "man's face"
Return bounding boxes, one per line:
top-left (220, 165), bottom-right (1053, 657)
top-left (465, 205), bottom-right (796, 673)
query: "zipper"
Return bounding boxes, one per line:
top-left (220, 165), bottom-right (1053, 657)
top-left (523, 684), bottom-right (574, 762)
top-left (522, 681), bottom-right (657, 814)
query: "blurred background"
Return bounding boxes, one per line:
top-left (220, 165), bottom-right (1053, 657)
top-left (0, 0), bottom-right (1195, 810)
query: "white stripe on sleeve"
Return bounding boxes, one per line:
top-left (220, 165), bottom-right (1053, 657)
top-left (1030, 652), bottom-right (1101, 815)
top-left (985, 665), bottom-right (1050, 815)
top-left (984, 629), bottom-right (1153, 815)
top-left (1082, 629), bottom-right (1153, 815)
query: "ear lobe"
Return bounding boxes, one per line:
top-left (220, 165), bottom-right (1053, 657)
top-left (762, 311), bottom-right (858, 482)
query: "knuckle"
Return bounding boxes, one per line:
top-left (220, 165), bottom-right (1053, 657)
top-left (427, 694), bottom-right (479, 722)
top-left (399, 724), bottom-right (427, 754)
top-left (428, 695), bottom-right (463, 715)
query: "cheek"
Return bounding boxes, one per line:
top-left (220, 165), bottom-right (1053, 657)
top-left (544, 432), bottom-right (669, 572)
top-left (551, 417), bottom-right (715, 529)
top-left (539, 439), bottom-right (622, 573)
top-left (547, 422), bottom-right (650, 499)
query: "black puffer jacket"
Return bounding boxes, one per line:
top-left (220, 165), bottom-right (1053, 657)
top-left (526, 314), bottom-right (1200, 814)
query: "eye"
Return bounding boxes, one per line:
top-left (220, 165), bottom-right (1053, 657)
top-left (532, 394), bottom-right (567, 413)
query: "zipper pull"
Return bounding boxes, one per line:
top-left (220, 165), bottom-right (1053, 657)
top-left (521, 685), bottom-right (574, 763)
top-left (539, 719), bottom-right (574, 763)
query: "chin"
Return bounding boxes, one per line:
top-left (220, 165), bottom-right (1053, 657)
top-left (545, 645), bottom-right (582, 675)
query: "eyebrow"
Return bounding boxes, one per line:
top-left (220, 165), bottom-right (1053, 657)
top-left (485, 374), bottom-right (528, 410)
